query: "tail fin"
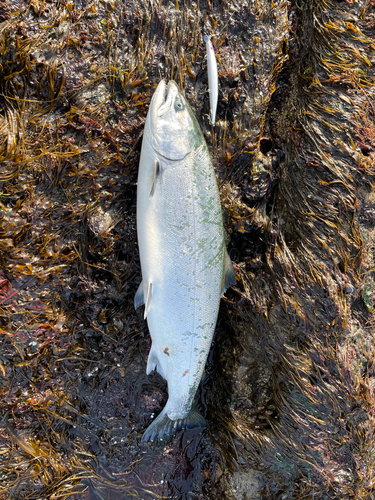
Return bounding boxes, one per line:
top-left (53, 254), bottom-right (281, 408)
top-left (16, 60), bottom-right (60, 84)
top-left (141, 407), bottom-right (207, 443)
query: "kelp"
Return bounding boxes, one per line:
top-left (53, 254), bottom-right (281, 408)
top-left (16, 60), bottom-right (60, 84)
top-left (0, 0), bottom-right (375, 499)
top-left (208, 0), bottom-right (375, 499)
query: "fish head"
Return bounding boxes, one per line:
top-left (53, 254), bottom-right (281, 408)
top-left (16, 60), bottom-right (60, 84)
top-left (147, 80), bottom-right (201, 161)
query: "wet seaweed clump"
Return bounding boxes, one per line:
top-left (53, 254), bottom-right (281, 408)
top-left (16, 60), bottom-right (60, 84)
top-left (0, 0), bottom-right (375, 499)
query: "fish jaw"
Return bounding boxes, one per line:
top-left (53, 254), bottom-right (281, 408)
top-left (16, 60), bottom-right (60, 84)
top-left (148, 80), bottom-right (180, 120)
top-left (148, 79), bottom-right (167, 127)
top-left (156, 80), bottom-right (179, 117)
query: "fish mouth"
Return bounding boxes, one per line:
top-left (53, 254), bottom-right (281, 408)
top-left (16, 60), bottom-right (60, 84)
top-left (150, 80), bottom-right (179, 120)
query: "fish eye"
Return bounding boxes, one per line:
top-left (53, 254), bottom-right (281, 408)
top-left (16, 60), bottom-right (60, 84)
top-left (174, 100), bottom-right (184, 111)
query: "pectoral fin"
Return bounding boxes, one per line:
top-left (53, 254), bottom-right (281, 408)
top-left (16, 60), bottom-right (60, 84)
top-left (149, 160), bottom-right (161, 197)
top-left (221, 251), bottom-right (236, 295)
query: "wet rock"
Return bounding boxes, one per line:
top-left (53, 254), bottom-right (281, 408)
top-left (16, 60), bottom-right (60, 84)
top-left (229, 469), bottom-right (261, 500)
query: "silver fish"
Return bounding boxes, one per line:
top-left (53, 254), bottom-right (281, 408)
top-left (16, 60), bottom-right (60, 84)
top-left (135, 80), bottom-right (235, 442)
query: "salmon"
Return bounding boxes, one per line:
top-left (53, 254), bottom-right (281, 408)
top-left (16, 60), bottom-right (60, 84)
top-left (135, 80), bottom-right (235, 442)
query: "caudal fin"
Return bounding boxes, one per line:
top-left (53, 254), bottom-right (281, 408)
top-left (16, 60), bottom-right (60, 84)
top-left (141, 407), bottom-right (207, 443)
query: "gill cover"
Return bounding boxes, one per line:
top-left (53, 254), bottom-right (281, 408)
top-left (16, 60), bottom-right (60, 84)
top-left (146, 80), bottom-right (201, 161)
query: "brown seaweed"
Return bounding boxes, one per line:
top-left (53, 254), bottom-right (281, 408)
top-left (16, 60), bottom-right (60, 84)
top-left (0, 0), bottom-right (374, 499)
